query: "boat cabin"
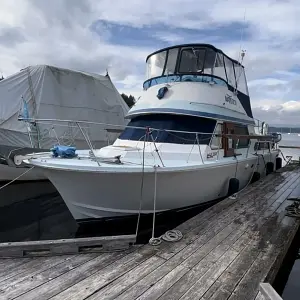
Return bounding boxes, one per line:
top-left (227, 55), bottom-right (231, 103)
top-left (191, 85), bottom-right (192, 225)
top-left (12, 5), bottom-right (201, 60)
top-left (143, 43), bottom-right (249, 97)
top-left (119, 44), bottom-right (254, 158)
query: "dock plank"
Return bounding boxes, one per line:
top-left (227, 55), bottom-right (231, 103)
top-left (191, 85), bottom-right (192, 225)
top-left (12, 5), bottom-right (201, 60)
top-left (0, 256), bottom-right (63, 283)
top-left (180, 249), bottom-right (239, 300)
top-left (0, 165), bottom-right (298, 300)
top-left (14, 248), bottom-right (139, 300)
top-left (155, 171), bottom-right (287, 260)
top-left (200, 182), bottom-right (300, 299)
top-left (135, 264), bottom-right (189, 300)
top-left (49, 247), bottom-right (156, 300)
top-left (86, 255), bottom-right (166, 300)
top-left (0, 254), bottom-right (97, 299)
top-left (156, 169), bottom-right (296, 262)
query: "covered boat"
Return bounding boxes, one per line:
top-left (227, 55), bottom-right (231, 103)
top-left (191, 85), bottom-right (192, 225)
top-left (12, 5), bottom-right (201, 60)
top-left (0, 65), bottom-right (128, 181)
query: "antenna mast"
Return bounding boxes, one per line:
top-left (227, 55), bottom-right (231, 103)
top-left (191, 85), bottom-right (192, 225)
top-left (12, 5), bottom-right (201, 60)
top-left (234, 8), bottom-right (247, 94)
top-left (238, 8), bottom-right (247, 63)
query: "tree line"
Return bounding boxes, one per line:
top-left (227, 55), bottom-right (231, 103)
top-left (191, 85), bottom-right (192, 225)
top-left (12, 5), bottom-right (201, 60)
top-left (269, 127), bottom-right (300, 133)
top-left (120, 93), bottom-right (135, 108)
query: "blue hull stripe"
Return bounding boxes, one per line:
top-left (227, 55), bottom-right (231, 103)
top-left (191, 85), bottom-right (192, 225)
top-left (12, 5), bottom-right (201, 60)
top-left (127, 108), bottom-right (255, 125)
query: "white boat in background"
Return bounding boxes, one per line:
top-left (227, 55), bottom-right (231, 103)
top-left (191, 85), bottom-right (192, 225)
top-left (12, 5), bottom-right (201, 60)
top-left (21, 44), bottom-right (281, 222)
top-left (0, 65), bottom-right (129, 182)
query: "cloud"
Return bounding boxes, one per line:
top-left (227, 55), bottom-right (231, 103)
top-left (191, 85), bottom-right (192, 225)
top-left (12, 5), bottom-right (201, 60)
top-left (0, 27), bottom-right (26, 47)
top-left (253, 100), bottom-right (300, 126)
top-left (0, 0), bottom-right (300, 124)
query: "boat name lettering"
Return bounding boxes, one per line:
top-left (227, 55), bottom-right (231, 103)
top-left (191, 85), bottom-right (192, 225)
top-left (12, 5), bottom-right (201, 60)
top-left (207, 152), bottom-right (218, 159)
top-left (225, 95), bottom-right (237, 105)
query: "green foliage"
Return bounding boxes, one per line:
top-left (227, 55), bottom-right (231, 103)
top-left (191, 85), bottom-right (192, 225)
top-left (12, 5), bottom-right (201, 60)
top-left (121, 93), bottom-right (135, 108)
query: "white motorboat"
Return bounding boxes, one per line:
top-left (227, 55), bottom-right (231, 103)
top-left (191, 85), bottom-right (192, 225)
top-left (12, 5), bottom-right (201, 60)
top-left (21, 44), bottom-right (280, 222)
top-left (0, 65), bottom-right (129, 182)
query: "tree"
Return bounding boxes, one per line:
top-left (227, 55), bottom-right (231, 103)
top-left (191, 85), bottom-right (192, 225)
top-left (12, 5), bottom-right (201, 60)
top-left (121, 93), bottom-right (135, 108)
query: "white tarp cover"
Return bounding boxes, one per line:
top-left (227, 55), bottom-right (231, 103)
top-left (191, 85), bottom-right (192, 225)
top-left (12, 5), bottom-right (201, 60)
top-left (0, 65), bottom-right (129, 150)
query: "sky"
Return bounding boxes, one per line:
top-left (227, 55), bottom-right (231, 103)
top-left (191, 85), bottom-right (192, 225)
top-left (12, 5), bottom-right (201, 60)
top-left (0, 0), bottom-right (300, 126)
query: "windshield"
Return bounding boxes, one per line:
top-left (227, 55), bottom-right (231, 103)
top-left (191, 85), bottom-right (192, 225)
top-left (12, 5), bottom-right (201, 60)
top-left (146, 51), bottom-right (167, 79)
top-left (145, 46), bottom-right (249, 95)
top-left (179, 48), bottom-right (206, 73)
top-left (119, 114), bottom-right (216, 145)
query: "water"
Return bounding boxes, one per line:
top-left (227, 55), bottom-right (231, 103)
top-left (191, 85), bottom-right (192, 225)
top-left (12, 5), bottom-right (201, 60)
top-left (276, 133), bottom-right (300, 299)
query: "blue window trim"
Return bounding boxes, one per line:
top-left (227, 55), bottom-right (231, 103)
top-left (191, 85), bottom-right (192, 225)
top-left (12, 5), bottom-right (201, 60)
top-left (127, 108), bottom-right (255, 125)
top-left (143, 74), bottom-right (227, 90)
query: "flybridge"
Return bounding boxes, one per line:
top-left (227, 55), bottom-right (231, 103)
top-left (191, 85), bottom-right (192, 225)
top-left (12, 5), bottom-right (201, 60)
top-left (142, 43), bottom-right (253, 119)
top-left (144, 43), bottom-right (249, 96)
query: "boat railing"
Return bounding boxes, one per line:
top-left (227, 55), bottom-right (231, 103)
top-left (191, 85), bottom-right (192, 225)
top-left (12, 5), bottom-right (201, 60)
top-left (18, 117), bottom-right (279, 165)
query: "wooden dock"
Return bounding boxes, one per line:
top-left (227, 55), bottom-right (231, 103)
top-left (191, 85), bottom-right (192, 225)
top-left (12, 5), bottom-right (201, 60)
top-left (0, 165), bottom-right (300, 299)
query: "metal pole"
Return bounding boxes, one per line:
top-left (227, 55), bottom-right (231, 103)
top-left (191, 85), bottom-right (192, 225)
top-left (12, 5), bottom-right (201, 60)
top-left (196, 133), bottom-right (204, 164)
top-left (76, 122), bottom-right (101, 167)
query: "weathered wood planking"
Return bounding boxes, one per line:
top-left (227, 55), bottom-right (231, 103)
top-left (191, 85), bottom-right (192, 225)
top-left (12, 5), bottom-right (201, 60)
top-left (0, 235), bottom-right (136, 258)
top-left (0, 165), bottom-right (299, 300)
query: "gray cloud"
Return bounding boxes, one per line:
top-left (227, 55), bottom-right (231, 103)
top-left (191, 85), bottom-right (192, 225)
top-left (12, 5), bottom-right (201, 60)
top-left (0, 27), bottom-right (26, 47)
top-left (1, 0), bottom-right (300, 124)
top-left (252, 102), bottom-right (300, 126)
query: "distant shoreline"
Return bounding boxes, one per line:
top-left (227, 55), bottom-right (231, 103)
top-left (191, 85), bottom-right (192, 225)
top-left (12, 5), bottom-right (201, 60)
top-left (269, 127), bottom-right (300, 133)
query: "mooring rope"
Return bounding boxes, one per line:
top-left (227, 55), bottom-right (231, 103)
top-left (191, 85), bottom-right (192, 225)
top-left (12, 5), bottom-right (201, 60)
top-left (149, 165), bottom-right (183, 246)
top-left (135, 129), bottom-right (148, 239)
top-left (0, 166), bottom-right (35, 191)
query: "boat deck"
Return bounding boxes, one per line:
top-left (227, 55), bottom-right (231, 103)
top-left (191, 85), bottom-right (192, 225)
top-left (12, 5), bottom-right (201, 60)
top-left (0, 164), bottom-right (300, 299)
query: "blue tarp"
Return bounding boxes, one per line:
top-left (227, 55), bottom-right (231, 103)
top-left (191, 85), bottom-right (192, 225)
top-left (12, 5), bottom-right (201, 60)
top-left (50, 145), bottom-right (77, 158)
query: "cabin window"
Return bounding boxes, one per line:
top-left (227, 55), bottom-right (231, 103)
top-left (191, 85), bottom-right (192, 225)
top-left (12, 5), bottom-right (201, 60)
top-left (164, 48), bottom-right (178, 75)
top-left (203, 48), bottom-right (217, 75)
top-left (234, 64), bottom-right (249, 95)
top-left (146, 51), bottom-right (167, 79)
top-left (213, 53), bottom-right (227, 82)
top-left (179, 48), bottom-right (206, 73)
top-left (119, 114), bottom-right (216, 145)
top-left (224, 56), bottom-right (236, 88)
top-left (222, 123), bottom-right (249, 157)
top-left (210, 123), bottom-right (222, 149)
top-left (254, 142), bottom-right (270, 151)
top-left (233, 125), bottom-right (249, 149)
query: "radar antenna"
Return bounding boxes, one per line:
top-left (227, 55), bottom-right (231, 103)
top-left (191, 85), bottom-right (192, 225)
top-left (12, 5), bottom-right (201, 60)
top-left (234, 8), bottom-right (247, 95)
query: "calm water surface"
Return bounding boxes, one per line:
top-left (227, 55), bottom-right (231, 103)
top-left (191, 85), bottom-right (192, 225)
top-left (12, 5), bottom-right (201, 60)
top-left (278, 133), bottom-right (300, 299)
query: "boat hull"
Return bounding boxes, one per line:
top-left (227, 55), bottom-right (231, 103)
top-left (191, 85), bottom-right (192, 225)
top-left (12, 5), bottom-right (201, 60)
top-left (40, 152), bottom-right (278, 222)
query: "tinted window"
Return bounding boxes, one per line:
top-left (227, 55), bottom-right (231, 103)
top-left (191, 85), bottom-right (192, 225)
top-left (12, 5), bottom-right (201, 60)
top-left (254, 142), bottom-right (270, 151)
top-left (119, 114), bottom-right (217, 145)
top-left (213, 53), bottom-right (227, 81)
top-left (179, 48), bottom-right (206, 73)
top-left (224, 56), bottom-right (236, 88)
top-left (164, 48), bottom-right (178, 75)
top-left (234, 64), bottom-right (248, 95)
top-left (233, 125), bottom-right (249, 148)
top-left (203, 48), bottom-right (216, 75)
